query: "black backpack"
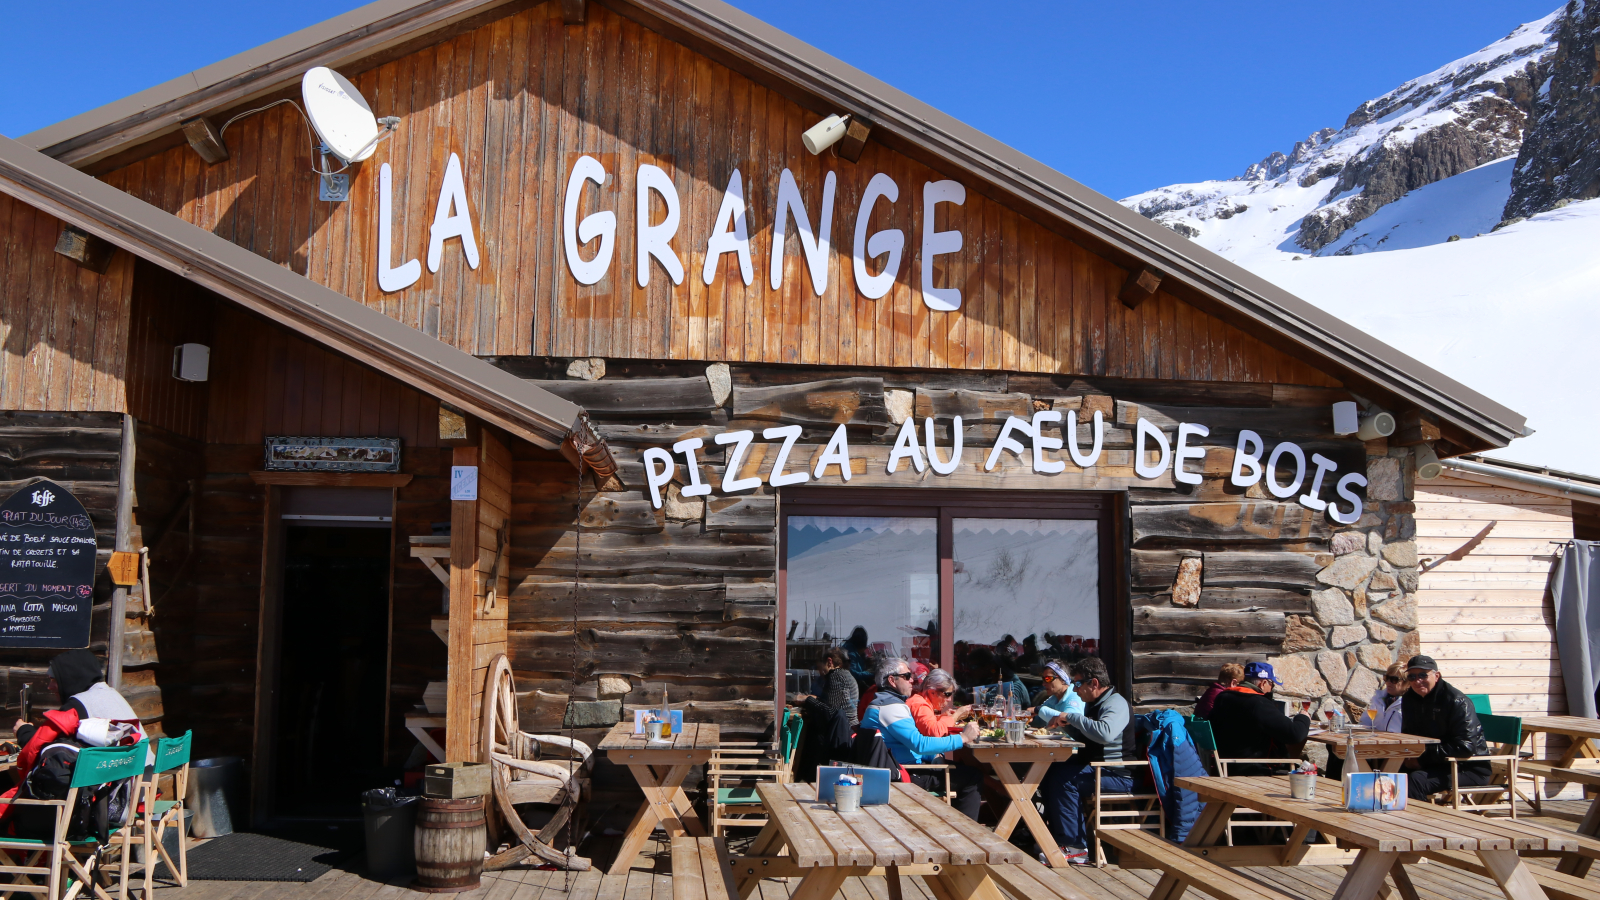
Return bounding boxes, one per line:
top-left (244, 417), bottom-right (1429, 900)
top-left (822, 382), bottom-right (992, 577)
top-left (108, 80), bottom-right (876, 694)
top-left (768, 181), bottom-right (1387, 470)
top-left (12, 743), bottom-right (128, 844)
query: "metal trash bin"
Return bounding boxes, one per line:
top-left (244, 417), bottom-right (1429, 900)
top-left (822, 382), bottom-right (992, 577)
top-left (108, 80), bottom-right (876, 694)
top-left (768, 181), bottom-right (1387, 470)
top-left (186, 757), bottom-right (244, 838)
top-left (361, 788), bottom-right (420, 881)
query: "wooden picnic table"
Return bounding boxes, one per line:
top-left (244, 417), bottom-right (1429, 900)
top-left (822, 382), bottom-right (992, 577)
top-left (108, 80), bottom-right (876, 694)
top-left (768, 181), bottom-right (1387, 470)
top-left (727, 781), bottom-right (1091, 900)
top-left (955, 735), bottom-right (1081, 868)
top-left (1306, 730), bottom-right (1440, 773)
top-left (1518, 717), bottom-right (1600, 768)
top-left (1168, 775), bottom-right (1572, 900)
top-left (599, 721), bottom-right (720, 875)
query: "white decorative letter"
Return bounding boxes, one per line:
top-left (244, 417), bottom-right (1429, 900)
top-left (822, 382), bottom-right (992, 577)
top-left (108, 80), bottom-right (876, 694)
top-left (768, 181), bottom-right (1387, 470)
top-left (763, 425), bottom-right (810, 487)
top-left (887, 417), bottom-right (926, 474)
top-left (813, 424), bottom-right (854, 482)
top-left (1135, 418), bottom-right (1172, 480)
top-left (1230, 429), bottom-right (1264, 487)
top-left (672, 437), bottom-right (711, 498)
top-left (1174, 422), bottom-right (1209, 486)
top-left (1067, 409), bottom-right (1104, 468)
top-left (714, 430), bottom-right (761, 493)
top-left (926, 417), bottom-right (964, 475)
top-left (1300, 453), bottom-right (1340, 511)
top-left (1031, 410), bottom-right (1065, 474)
top-left (920, 180), bottom-right (966, 311)
top-left (1265, 442), bottom-right (1307, 499)
top-left (643, 447), bottom-right (675, 509)
top-left (703, 169), bottom-right (753, 286)
top-left (1331, 472), bottom-right (1367, 525)
top-left (377, 163), bottom-right (421, 292)
top-left (985, 416), bottom-right (1035, 472)
top-left (852, 173), bottom-right (902, 300)
top-left (637, 164), bottom-right (684, 287)
top-left (563, 155), bottom-right (615, 285)
top-left (770, 168), bottom-right (836, 295)
top-left (427, 153), bottom-right (480, 273)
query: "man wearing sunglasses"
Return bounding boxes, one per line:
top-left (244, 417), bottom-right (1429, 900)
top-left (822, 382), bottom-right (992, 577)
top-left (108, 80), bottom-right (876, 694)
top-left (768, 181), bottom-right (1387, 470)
top-left (861, 658), bottom-right (983, 819)
top-left (1398, 655), bottom-right (1490, 799)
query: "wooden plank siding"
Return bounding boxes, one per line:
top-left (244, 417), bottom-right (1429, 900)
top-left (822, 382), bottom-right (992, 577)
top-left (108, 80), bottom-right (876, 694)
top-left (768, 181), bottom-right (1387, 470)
top-left (95, 2), bottom-right (1336, 389)
top-left (1415, 475), bottom-right (1573, 756)
top-left (0, 194), bottom-right (133, 414)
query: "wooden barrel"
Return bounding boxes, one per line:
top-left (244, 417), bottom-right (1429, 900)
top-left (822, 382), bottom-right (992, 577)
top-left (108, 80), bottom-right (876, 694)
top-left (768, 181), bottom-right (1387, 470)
top-left (412, 796), bottom-right (485, 892)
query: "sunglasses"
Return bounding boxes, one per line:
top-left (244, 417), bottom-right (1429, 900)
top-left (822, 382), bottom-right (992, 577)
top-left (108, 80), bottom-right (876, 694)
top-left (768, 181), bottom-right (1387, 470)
top-left (892, 671), bottom-right (913, 680)
top-left (1384, 676), bottom-right (1403, 684)
top-left (1406, 671), bottom-right (1432, 682)
top-left (936, 689), bottom-right (954, 697)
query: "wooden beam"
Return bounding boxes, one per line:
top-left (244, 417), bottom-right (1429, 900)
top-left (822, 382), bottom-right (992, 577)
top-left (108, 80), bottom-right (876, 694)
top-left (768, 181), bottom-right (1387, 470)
top-left (180, 116), bottom-right (230, 164)
top-left (108, 414), bottom-right (135, 689)
top-left (1393, 409), bottom-right (1441, 446)
top-left (836, 118), bottom-right (872, 163)
top-left (561, 0), bottom-right (585, 24)
top-left (1118, 266), bottom-right (1163, 309)
top-left (248, 471), bottom-right (413, 487)
top-left (445, 444), bottom-right (479, 762)
top-left (53, 224), bottom-right (115, 274)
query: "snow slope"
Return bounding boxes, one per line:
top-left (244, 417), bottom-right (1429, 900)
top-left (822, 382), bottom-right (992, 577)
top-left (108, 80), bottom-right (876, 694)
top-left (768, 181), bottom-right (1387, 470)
top-left (1257, 199), bottom-right (1600, 474)
top-left (1314, 157), bottom-right (1514, 255)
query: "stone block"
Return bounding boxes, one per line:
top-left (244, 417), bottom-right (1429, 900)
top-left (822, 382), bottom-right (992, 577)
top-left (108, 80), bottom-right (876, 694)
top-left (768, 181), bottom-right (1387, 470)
top-left (884, 388), bottom-right (914, 424)
top-left (1352, 586), bottom-right (1368, 618)
top-left (1317, 555), bottom-right (1378, 590)
top-left (1316, 650), bottom-right (1350, 694)
top-left (1310, 588), bottom-right (1356, 626)
top-left (1398, 568), bottom-right (1419, 592)
top-left (1357, 642), bottom-right (1393, 671)
top-left (1382, 541), bottom-right (1418, 568)
top-left (1332, 532), bottom-right (1366, 556)
top-left (1171, 557), bottom-right (1202, 607)
top-left (567, 357), bottom-right (605, 380)
top-left (597, 674), bottom-right (632, 698)
top-left (1372, 594), bottom-right (1418, 629)
top-left (1368, 570), bottom-right (1398, 592)
top-left (1284, 615), bottom-right (1326, 653)
top-left (1274, 655), bottom-right (1328, 699)
top-left (1330, 625), bottom-right (1365, 648)
top-left (1367, 530), bottom-right (1384, 556)
top-left (706, 363), bottom-right (732, 407)
top-left (1368, 457), bottom-right (1404, 501)
top-left (1367, 621), bottom-right (1397, 643)
top-left (1397, 630), bottom-right (1421, 662)
top-left (1343, 666), bottom-right (1380, 705)
top-left (663, 483), bottom-right (704, 521)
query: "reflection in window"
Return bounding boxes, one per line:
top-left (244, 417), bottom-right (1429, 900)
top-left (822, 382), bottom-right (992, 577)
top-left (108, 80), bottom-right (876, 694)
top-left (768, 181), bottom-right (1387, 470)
top-left (952, 518), bottom-right (1100, 698)
top-left (785, 516), bottom-right (937, 695)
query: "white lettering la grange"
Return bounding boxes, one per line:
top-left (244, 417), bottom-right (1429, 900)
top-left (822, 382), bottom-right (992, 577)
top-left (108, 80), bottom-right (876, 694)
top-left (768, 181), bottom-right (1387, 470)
top-left (375, 156), bottom-right (968, 311)
top-left (641, 410), bottom-right (1369, 524)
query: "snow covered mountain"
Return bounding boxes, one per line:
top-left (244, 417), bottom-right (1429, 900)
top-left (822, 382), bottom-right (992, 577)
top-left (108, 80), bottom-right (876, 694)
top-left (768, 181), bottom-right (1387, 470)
top-left (1120, 6), bottom-right (1600, 474)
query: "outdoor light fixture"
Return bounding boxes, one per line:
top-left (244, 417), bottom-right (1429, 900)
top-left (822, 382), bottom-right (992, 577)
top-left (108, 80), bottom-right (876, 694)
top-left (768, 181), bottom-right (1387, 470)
top-left (1414, 442), bottom-right (1444, 480)
top-left (802, 114), bottom-right (850, 155)
top-left (1356, 410), bottom-right (1396, 441)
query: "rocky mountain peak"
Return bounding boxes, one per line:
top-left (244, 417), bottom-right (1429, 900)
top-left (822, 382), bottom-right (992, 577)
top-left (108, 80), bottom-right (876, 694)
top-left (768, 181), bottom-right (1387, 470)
top-left (1503, 0), bottom-right (1600, 220)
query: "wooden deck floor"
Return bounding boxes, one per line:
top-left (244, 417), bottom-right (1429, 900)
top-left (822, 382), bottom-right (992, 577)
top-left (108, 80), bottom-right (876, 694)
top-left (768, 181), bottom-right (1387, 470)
top-left (147, 801), bottom-right (1598, 900)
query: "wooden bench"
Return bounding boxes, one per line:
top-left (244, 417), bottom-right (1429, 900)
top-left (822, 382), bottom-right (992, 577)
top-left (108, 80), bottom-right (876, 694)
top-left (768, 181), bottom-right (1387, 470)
top-left (987, 854), bottom-right (1100, 900)
top-left (1424, 850), bottom-right (1600, 900)
top-left (672, 837), bottom-right (739, 900)
top-left (1099, 828), bottom-right (1297, 900)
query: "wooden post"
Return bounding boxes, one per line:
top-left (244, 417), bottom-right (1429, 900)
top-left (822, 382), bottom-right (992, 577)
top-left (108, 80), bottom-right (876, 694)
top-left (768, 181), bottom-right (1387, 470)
top-left (108, 415), bottom-right (135, 689)
top-left (445, 427), bottom-right (513, 764)
top-left (445, 444), bottom-right (481, 762)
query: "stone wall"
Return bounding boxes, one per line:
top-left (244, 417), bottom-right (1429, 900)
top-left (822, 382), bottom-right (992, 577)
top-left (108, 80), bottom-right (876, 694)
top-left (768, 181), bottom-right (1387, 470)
top-left (1270, 440), bottom-right (1417, 758)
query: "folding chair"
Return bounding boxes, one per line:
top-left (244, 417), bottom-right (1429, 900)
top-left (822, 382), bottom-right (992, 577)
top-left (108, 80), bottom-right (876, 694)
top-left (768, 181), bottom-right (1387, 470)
top-left (1465, 694), bottom-right (1493, 716)
top-left (0, 740), bottom-right (147, 900)
top-left (1089, 759), bottom-right (1164, 867)
top-left (118, 731), bottom-right (191, 898)
top-left (708, 709), bottom-right (804, 835)
top-left (1436, 713), bottom-right (1523, 818)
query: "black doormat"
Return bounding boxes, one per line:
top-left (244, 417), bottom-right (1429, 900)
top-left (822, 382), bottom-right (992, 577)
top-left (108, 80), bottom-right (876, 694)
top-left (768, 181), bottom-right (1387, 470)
top-left (185, 832), bottom-right (346, 882)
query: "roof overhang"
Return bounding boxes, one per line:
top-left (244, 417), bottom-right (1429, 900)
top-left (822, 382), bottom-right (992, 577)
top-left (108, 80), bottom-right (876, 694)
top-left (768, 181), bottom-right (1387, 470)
top-left (17, 0), bottom-right (1528, 453)
top-left (1440, 454), bottom-right (1600, 503)
top-left (0, 135), bottom-right (603, 458)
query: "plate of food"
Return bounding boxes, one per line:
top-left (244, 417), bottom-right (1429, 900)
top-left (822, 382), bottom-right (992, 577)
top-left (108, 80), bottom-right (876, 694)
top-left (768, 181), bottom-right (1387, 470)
top-left (980, 727), bottom-right (1008, 742)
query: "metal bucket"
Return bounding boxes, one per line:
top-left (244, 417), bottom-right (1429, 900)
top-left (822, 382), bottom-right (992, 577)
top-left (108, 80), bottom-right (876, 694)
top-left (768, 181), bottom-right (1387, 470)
top-left (1288, 773), bottom-right (1317, 801)
top-left (834, 783), bottom-right (861, 814)
top-left (186, 757), bottom-right (245, 838)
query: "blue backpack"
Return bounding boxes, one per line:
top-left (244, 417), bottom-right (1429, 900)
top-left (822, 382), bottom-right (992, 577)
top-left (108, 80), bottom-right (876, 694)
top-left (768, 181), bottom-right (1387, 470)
top-left (1138, 709), bottom-right (1206, 842)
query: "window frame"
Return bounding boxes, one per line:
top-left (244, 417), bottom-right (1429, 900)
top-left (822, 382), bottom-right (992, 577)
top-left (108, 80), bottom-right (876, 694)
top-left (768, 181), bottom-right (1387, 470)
top-left (776, 487), bottom-right (1124, 723)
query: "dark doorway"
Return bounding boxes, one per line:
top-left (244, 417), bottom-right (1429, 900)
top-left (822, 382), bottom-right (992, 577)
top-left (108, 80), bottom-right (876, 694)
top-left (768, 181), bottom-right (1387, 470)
top-left (274, 525), bottom-right (391, 818)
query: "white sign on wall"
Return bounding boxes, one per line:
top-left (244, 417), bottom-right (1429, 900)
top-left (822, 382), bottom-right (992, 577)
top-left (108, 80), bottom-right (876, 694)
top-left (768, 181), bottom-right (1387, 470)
top-left (450, 465), bottom-right (479, 501)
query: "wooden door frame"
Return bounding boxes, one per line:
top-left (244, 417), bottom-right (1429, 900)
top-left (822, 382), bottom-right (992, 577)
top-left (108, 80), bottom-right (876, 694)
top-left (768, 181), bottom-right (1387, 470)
top-left (248, 471), bottom-right (410, 826)
top-left (774, 486), bottom-right (1124, 728)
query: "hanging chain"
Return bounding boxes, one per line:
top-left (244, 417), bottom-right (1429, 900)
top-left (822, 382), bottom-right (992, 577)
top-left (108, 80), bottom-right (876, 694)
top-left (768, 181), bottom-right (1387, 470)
top-left (563, 455), bottom-right (585, 891)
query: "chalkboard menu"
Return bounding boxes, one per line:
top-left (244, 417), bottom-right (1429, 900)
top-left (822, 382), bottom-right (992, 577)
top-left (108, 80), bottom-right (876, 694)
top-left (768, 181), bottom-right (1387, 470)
top-left (0, 480), bottom-right (97, 648)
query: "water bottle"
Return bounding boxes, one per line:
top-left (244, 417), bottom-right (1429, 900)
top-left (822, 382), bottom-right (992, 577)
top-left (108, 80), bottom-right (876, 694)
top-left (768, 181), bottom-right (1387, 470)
top-left (1332, 708), bottom-right (1346, 733)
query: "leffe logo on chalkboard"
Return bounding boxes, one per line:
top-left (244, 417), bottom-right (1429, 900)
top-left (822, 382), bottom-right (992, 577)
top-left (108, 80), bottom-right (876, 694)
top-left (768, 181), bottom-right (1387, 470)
top-left (30, 489), bottom-right (53, 507)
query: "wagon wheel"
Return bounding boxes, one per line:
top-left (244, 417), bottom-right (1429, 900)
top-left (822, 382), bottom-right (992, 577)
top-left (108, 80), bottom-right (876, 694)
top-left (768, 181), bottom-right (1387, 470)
top-left (481, 654), bottom-right (518, 846)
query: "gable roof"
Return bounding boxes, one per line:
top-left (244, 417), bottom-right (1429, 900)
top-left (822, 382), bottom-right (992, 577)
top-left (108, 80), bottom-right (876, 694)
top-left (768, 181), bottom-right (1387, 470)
top-left (18, 0), bottom-right (1528, 453)
top-left (0, 134), bottom-right (590, 453)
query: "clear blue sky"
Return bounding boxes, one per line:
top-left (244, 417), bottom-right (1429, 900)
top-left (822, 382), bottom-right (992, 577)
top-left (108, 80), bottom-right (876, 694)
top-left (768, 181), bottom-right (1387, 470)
top-left (0, 0), bottom-right (1557, 199)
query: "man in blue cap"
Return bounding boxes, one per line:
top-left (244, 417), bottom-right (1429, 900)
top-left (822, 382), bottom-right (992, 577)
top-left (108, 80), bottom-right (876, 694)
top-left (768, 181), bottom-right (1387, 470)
top-left (1206, 661), bottom-right (1311, 775)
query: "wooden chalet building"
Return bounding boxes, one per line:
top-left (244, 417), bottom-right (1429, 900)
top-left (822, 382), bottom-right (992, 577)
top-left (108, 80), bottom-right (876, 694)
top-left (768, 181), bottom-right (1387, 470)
top-left (0, 0), bottom-right (1549, 822)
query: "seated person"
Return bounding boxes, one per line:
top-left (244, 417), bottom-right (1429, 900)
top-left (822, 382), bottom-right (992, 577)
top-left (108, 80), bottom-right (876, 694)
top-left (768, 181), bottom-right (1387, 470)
top-left (909, 668), bottom-right (971, 736)
top-left (1207, 661), bottom-right (1309, 774)
top-left (1031, 661), bottom-right (1084, 728)
top-left (1399, 655), bottom-right (1489, 799)
top-left (790, 647), bottom-right (859, 728)
top-left (861, 658), bottom-right (983, 820)
top-left (1195, 663), bottom-right (1243, 719)
top-left (1367, 662), bottom-right (1408, 733)
top-left (1040, 656), bottom-right (1130, 866)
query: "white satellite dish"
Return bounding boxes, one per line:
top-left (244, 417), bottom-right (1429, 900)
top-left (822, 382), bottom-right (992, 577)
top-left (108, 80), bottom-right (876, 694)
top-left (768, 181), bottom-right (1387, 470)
top-left (301, 66), bottom-right (380, 164)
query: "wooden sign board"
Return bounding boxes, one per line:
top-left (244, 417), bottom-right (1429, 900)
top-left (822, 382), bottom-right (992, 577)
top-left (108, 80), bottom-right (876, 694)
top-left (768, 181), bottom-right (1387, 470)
top-left (0, 480), bottom-right (97, 648)
top-left (107, 551), bottom-right (139, 586)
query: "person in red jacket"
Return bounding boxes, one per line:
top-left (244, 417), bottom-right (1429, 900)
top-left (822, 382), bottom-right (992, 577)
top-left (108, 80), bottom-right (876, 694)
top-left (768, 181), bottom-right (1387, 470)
top-left (1195, 663), bottom-right (1244, 719)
